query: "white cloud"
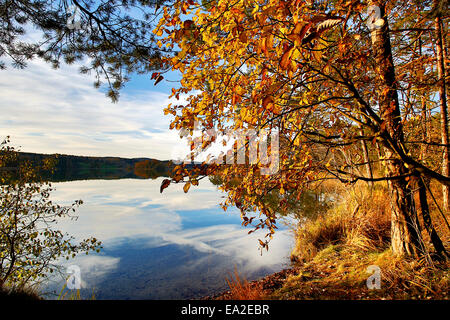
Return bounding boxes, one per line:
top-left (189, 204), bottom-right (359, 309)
top-left (153, 223), bottom-right (294, 274)
top-left (67, 255), bottom-right (121, 289)
top-left (0, 58), bottom-right (185, 159)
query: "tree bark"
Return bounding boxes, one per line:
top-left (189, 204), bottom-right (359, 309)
top-left (421, 99), bottom-right (429, 161)
top-left (370, 1), bottom-right (422, 257)
top-left (359, 123), bottom-right (374, 188)
top-left (418, 35), bottom-right (430, 162)
top-left (434, 11), bottom-right (449, 214)
top-left (418, 176), bottom-right (448, 259)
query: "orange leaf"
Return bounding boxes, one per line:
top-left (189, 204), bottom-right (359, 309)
top-left (267, 34), bottom-right (274, 48)
top-left (280, 46), bottom-right (293, 70)
top-left (183, 20), bottom-right (194, 29)
top-left (298, 22), bottom-right (312, 43)
top-left (261, 37), bottom-right (268, 55)
top-left (160, 179), bottom-right (171, 193)
top-left (183, 182), bottom-right (191, 193)
top-left (262, 96), bottom-right (274, 109)
top-left (239, 32), bottom-right (247, 43)
top-left (154, 75), bottom-right (164, 85)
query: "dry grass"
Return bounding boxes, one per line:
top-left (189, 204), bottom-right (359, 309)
top-left (271, 244), bottom-right (449, 299)
top-left (282, 181), bottom-right (449, 300)
top-left (0, 285), bottom-right (42, 300)
top-left (224, 267), bottom-right (265, 300)
top-left (291, 183), bottom-right (392, 262)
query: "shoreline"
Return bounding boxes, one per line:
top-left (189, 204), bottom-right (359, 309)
top-left (201, 267), bottom-right (299, 300)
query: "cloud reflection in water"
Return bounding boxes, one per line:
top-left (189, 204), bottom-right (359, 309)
top-left (47, 178), bottom-right (294, 299)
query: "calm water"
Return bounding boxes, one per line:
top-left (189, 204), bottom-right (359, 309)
top-left (42, 178), bottom-right (294, 299)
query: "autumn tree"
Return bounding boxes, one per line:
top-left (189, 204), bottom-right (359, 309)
top-left (0, 138), bottom-right (101, 290)
top-left (431, 0), bottom-right (449, 214)
top-left (156, 0), bottom-right (449, 257)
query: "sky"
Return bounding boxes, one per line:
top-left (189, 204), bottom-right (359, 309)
top-left (0, 14), bottom-right (234, 163)
top-left (0, 51), bottom-right (186, 160)
top-left (0, 55), bottom-right (236, 163)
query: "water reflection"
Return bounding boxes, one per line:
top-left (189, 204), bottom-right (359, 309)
top-left (44, 178), bottom-right (294, 299)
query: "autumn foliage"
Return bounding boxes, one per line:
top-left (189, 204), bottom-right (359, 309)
top-left (156, 0), bottom-right (449, 257)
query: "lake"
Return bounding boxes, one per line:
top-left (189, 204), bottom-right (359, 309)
top-left (42, 177), bottom-right (295, 299)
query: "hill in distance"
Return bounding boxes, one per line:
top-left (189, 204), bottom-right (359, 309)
top-left (17, 152), bottom-right (174, 182)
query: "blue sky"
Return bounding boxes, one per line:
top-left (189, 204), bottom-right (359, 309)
top-left (0, 52), bottom-right (188, 160)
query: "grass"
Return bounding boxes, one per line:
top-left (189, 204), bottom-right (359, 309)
top-left (269, 246), bottom-right (448, 300)
top-left (0, 285), bottom-right (42, 300)
top-left (57, 280), bottom-right (97, 300)
top-left (0, 280), bottom-right (96, 300)
top-left (217, 181), bottom-right (449, 300)
top-left (223, 267), bottom-right (265, 300)
top-left (291, 184), bottom-right (391, 263)
top-left (277, 182), bottom-right (449, 300)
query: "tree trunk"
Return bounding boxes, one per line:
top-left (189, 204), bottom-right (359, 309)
top-left (370, 1), bottom-right (422, 257)
top-left (418, 176), bottom-right (448, 259)
top-left (359, 123), bottom-right (374, 188)
top-left (421, 99), bottom-right (429, 161)
top-left (434, 12), bottom-right (449, 214)
top-left (418, 35), bottom-right (429, 162)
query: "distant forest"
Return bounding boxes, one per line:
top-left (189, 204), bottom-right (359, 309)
top-left (17, 152), bottom-right (174, 181)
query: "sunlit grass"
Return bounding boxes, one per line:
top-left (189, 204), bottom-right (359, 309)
top-left (281, 182), bottom-right (449, 300)
top-left (57, 281), bottom-right (96, 300)
top-left (224, 267), bottom-right (265, 300)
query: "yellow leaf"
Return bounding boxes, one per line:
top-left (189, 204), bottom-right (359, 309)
top-left (280, 46), bottom-right (293, 70)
